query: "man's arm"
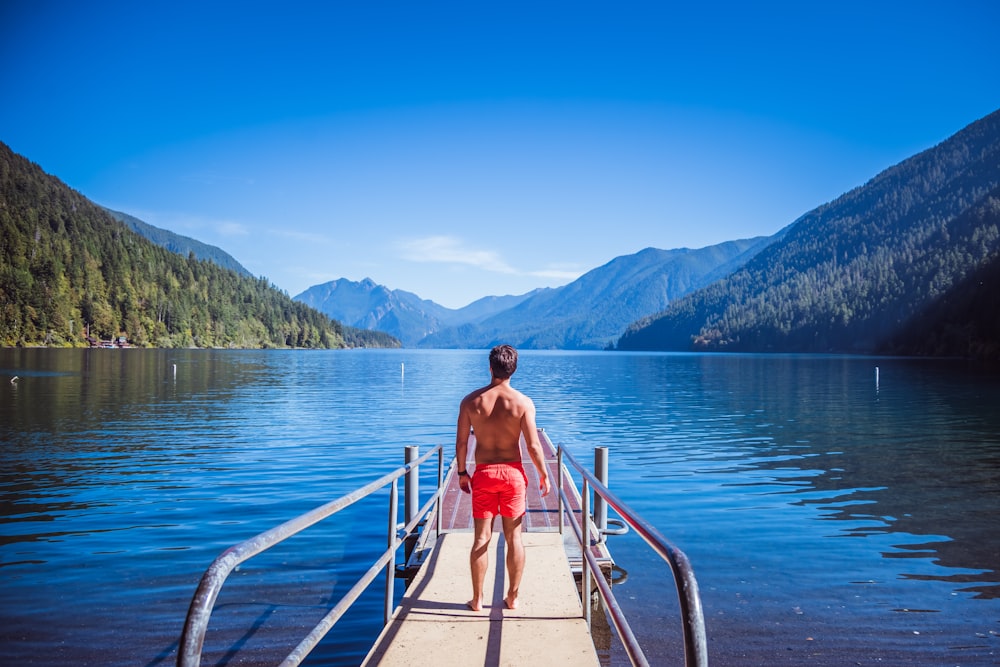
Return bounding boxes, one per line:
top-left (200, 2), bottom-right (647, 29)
top-left (520, 397), bottom-right (550, 496)
top-left (455, 400), bottom-right (472, 494)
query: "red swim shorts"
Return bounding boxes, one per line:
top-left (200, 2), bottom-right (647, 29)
top-left (471, 462), bottom-right (528, 519)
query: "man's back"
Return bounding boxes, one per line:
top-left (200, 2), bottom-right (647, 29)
top-left (461, 382), bottom-right (531, 464)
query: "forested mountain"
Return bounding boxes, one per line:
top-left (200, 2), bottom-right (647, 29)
top-left (0, 142), bottom-right (398, 349)
top-left (418, 237), bottom-right (777, 349)
top-left (618, 109), bottom-right (1000, 360)
top-left (295, 278), bottom-right (537, 347)
top-left (104, 207), bottom-right (253, 278)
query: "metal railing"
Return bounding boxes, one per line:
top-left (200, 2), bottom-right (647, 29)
top-left (558, 446), bottom-right (709, 667)
top-left (177, 445), bottom-right (444, 667)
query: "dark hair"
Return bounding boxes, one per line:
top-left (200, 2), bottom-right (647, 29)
top-left (489, 344), bottom-right (518, 379)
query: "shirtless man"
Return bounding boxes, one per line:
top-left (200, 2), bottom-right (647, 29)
top-left (455, 344), bottom-right (551, 611)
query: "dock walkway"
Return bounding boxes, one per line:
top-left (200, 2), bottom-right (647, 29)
top-left (361, 430), bottom-right (606, 666)
top-left (361, 532), bottom-right (599, 666)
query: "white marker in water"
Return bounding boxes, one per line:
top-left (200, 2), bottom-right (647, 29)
top-left (875, 366), bottom-right (879, 391)
top-left (173, 364), bottom-right (177, 379)
top-left (401, 362), bottom-right (405, 379)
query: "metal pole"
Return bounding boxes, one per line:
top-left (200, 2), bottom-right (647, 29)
top-left (557, 448), bottom-right (564, 535)
top-left (404, 445), bottom-right (419, 561)
top-left (594, 446), bottom-right (608, 544)
top-left (436, 447), bottom-right (443, 540)
top-left (385, 479), bottom-right (398, 626)
top-left (582, 478), bottom-right (591, 629)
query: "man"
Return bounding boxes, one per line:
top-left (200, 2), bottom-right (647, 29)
top-left (455, 344), bottom-right (551, 612)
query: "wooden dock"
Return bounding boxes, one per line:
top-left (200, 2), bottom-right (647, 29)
top-left (361, 430), bottom-right (611, 666)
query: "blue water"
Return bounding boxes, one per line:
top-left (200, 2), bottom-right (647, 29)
top-left (1, 349), bottom-right (998, 665)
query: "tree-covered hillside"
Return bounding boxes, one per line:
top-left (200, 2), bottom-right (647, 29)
top-left (0, 142), bottom-right (398, 349)
top-left (104, 207), bottom-right (253, 278)
top-left (618, 110), bottom-right (1000, 360)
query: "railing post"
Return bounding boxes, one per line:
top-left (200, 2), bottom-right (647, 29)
top-left (582, 477), bottom-right (592, 629)
top-left (385, 478), bottom-right (398, 626)
top-left (404, 446), bottom-right (419, 561)
top-left (557, 447), bottom-right (564, 535)
top-left (436, 447), bottom-right (443, 540)
top-left (594, 446), bottom-right (608, 544)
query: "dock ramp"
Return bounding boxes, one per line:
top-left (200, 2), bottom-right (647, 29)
top-left (362, 532), bottom-right (599, 666)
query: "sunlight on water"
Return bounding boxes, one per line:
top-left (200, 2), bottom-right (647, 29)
top-left (1, 349), bottom-right (998, 665)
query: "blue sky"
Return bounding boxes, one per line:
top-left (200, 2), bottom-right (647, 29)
top-left (2, 2), bottom-right (998, 308)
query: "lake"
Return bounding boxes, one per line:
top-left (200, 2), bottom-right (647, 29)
top-left (1, 348), bottom-right (997, 665)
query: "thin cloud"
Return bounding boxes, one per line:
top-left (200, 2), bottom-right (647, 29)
top-left (217, 221), bottom-right (250, 236)
top-left (399, 236), bottom-right (517, 274)
top-left (270, 228), bottom-right (332, 244)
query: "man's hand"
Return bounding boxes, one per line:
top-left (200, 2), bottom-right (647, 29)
top-left (458, 473), bottom-right (472, 494)
top-left (539, 474), bottom-right (551, 497)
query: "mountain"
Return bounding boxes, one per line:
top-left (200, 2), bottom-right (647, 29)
top-left (879, 245), bottom-right (1000, 358)
top-left (104, 207), bottom-right (253, 278)
top-left (618, 109), bottom-right (1000, 360)
top-left (0, 142), bottom-right (398, 349)
top-left (298, 236), bottom-right (778, 349)
top-left (295, 278), bottom-right (538, 346)
top-left (418, 237), bottom-right (778, 349)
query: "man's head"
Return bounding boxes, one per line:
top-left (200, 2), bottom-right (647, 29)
top-left (489, 344), bottom-right (518, 380)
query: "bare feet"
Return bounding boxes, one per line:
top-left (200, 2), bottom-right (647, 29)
top-left (504, 594), bottom-right (519, 610)
top-left (466, 598), bottom-right (483, 612)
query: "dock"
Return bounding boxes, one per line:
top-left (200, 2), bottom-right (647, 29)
top-left (178, 430), bottom-right (708, 667)
top-left (361, 429), bottom-right (611, 666)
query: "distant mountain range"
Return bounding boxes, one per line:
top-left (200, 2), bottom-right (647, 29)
top-left (295, 279), bottom-right (539, 347)
top-left (296, 235), bottom-right (778, 349)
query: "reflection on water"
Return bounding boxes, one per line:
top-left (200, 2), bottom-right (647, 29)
top-left (1, 349), bottom-right (998, 665)
top-left (527, 353), bottom-right (1000, 589)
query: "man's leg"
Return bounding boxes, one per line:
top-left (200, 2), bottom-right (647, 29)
top-left (468, 517), bottom-right (493, 611)
top-left (500, 514), bottom-right (525, 609)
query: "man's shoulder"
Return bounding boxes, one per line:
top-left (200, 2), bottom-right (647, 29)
top-left (507, 385), bottom-right (534, 404)
top-left (460, 384), bottom-right (490, 403)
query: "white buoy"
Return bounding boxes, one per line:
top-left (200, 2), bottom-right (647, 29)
top-left (875, 366), bottom-right (879, 392)
top-left (401, 362), bottom-right (405, 379)
top-left (172, 364), bottom-right (177, 379)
